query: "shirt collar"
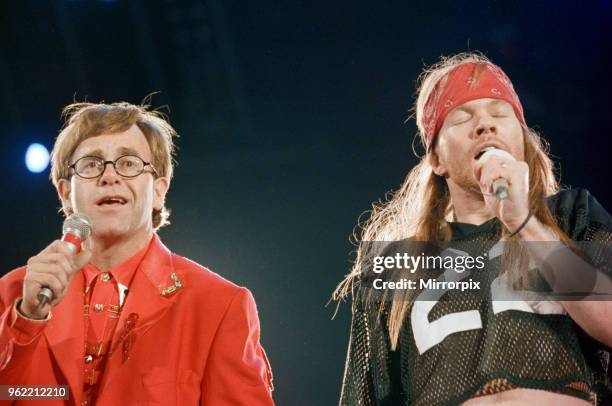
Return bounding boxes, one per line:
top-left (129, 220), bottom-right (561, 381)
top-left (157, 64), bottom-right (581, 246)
top-left (449, 217), bottom-right (500, 240)
top-left (82, 236), bottom-right (155, 288)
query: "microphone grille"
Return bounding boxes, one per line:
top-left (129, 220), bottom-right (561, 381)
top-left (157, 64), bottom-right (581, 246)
top-left (62, 212), bottom-right (92, 240)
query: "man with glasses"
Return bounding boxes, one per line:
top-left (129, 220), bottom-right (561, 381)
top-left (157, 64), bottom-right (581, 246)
top-left (0, 102), bottom-right (274, 405)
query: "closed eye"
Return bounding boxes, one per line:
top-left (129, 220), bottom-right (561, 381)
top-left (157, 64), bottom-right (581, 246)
top-left (451, 117), bottom-right (471, 126)
top-left (448, 112), bottom-right (472, 126)
top-left (490, 106), bottom-right (513, 118)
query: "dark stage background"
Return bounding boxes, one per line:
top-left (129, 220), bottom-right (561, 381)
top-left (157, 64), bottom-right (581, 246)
top-left (1, 1), bottom-right (610, 404)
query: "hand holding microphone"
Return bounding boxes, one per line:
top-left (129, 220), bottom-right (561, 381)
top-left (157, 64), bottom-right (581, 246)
top-left (476, 146), bottom-right (531, 232)
top-left (20, 213), bottom-right (93, 320)
top-left (477, 147), bottom-right (516, 199)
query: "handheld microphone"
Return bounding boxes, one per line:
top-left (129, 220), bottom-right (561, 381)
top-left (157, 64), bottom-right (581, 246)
top-left (37, 212), bottom-right (92, 306)
top-left (478, 147), bottom-right (515, 200)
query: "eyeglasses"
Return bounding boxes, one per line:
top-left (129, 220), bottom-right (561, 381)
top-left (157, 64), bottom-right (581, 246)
top-left (69, 155), bottom-right (157, 179)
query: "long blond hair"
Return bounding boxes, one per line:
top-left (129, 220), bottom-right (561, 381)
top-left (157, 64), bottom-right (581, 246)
top-left (333, 52), bottom-right (571, 350)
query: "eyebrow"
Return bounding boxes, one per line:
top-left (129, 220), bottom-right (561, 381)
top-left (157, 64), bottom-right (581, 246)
top-left (76, 147), bottom-right (143, 160)
top-left (117, 146), bottom-right (141, 157)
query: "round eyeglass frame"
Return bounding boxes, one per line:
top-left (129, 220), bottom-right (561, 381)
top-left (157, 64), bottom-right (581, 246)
top-left (68, 155), bottom-right (158, 179)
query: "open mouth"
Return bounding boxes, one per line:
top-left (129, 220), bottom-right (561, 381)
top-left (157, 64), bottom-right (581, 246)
top-left (474, 146), bottom-right (497, 160)
top-left (96, 197), bottom-right (128, 206)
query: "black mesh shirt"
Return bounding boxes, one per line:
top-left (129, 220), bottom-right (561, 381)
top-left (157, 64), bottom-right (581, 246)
top-left (339, 188), bottom-right (612, 405)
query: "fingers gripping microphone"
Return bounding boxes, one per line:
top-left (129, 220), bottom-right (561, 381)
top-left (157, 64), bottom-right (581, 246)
top-left (37, 213), bottom-right (92, 306)
top-left (478, 148), bottom-right (515, 200)
top-left (492, 178), bottom-right (510, 200)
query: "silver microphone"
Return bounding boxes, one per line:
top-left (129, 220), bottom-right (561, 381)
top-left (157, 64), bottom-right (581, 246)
top-left (492, 178), bottom-right (509, 200)
top-left (37, 212), bottom-right (92, 306)
top-left (478, 147), bottom-right (515, 200)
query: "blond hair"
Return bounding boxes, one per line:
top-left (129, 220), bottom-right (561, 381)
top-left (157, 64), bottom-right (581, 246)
top-left (334, 52), bottom-right (571, 349)
top-left (50, 101), bottom-right (178, 230)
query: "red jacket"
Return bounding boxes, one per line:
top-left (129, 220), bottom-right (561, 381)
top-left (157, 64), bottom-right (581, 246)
top-left (0, 235), bottom-right (274, 405)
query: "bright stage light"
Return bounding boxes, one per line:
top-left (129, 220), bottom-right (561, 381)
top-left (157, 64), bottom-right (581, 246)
top-left (25, 143), bottom-right (50, 173)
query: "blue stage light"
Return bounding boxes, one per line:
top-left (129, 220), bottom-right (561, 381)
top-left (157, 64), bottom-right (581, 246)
top-left (25, 143), bottom-right (50, 173)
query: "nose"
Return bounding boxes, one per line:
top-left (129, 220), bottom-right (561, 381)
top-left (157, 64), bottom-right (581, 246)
top-left (474, 116), bottom-right (497, 137)
top-left (98, 162), bottom-right (121, 185)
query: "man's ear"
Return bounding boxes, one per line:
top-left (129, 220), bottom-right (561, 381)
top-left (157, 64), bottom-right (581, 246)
top-left (57, 178), bottom-right (73, 214)
top-left (429, 149), bottom-right (447, 177)
top-left (153, 177), bottom-right (170, 211)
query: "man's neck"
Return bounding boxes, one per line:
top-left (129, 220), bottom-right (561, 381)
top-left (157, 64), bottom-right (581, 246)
top-left (447, 180), bottom-right (494, 225)
top-left (90, 230), bottom-right (153, 271)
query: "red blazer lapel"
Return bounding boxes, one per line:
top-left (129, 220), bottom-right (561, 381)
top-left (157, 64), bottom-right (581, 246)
top-left (44, 271), bottom-right (86, 402)
top-left (98, 235), bottom-right (185, 393)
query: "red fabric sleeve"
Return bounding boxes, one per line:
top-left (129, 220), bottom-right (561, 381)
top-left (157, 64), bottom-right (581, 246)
top-left (0, 270), bottom-right (48, 374)
top-left (0, 275), bottom-right (51, 406)
top-left (201, 288), bottom-right (274, 405)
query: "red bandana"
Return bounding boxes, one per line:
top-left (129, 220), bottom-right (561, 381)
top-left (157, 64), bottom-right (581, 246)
top-left (422, 62), bottom-right (526, 149)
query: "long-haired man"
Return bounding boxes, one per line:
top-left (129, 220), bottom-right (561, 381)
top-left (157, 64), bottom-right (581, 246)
top-left (336, 53), bottom-right (611, 405)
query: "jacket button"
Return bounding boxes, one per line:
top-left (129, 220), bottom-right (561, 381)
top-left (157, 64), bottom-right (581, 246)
top-left (94, 304), bottom-right (104, 312)
top-left (100, 273), bottom-right (110, 282)
top-left (84, 355), bottom-right (93, 364)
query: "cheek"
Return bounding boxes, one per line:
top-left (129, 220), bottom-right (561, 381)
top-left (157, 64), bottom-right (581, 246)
top-left (506, 120), bottom-right (525, 158)
top-left (437, 129), bottom-right (471, 164)
top-left (70, 178), bottom-right (90, 209)
top-left (134, 181), bottom-right (155, 210)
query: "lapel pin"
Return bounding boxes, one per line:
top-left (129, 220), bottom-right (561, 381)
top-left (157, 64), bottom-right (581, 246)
top-left (160, 272), bottom-right (183, 297)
